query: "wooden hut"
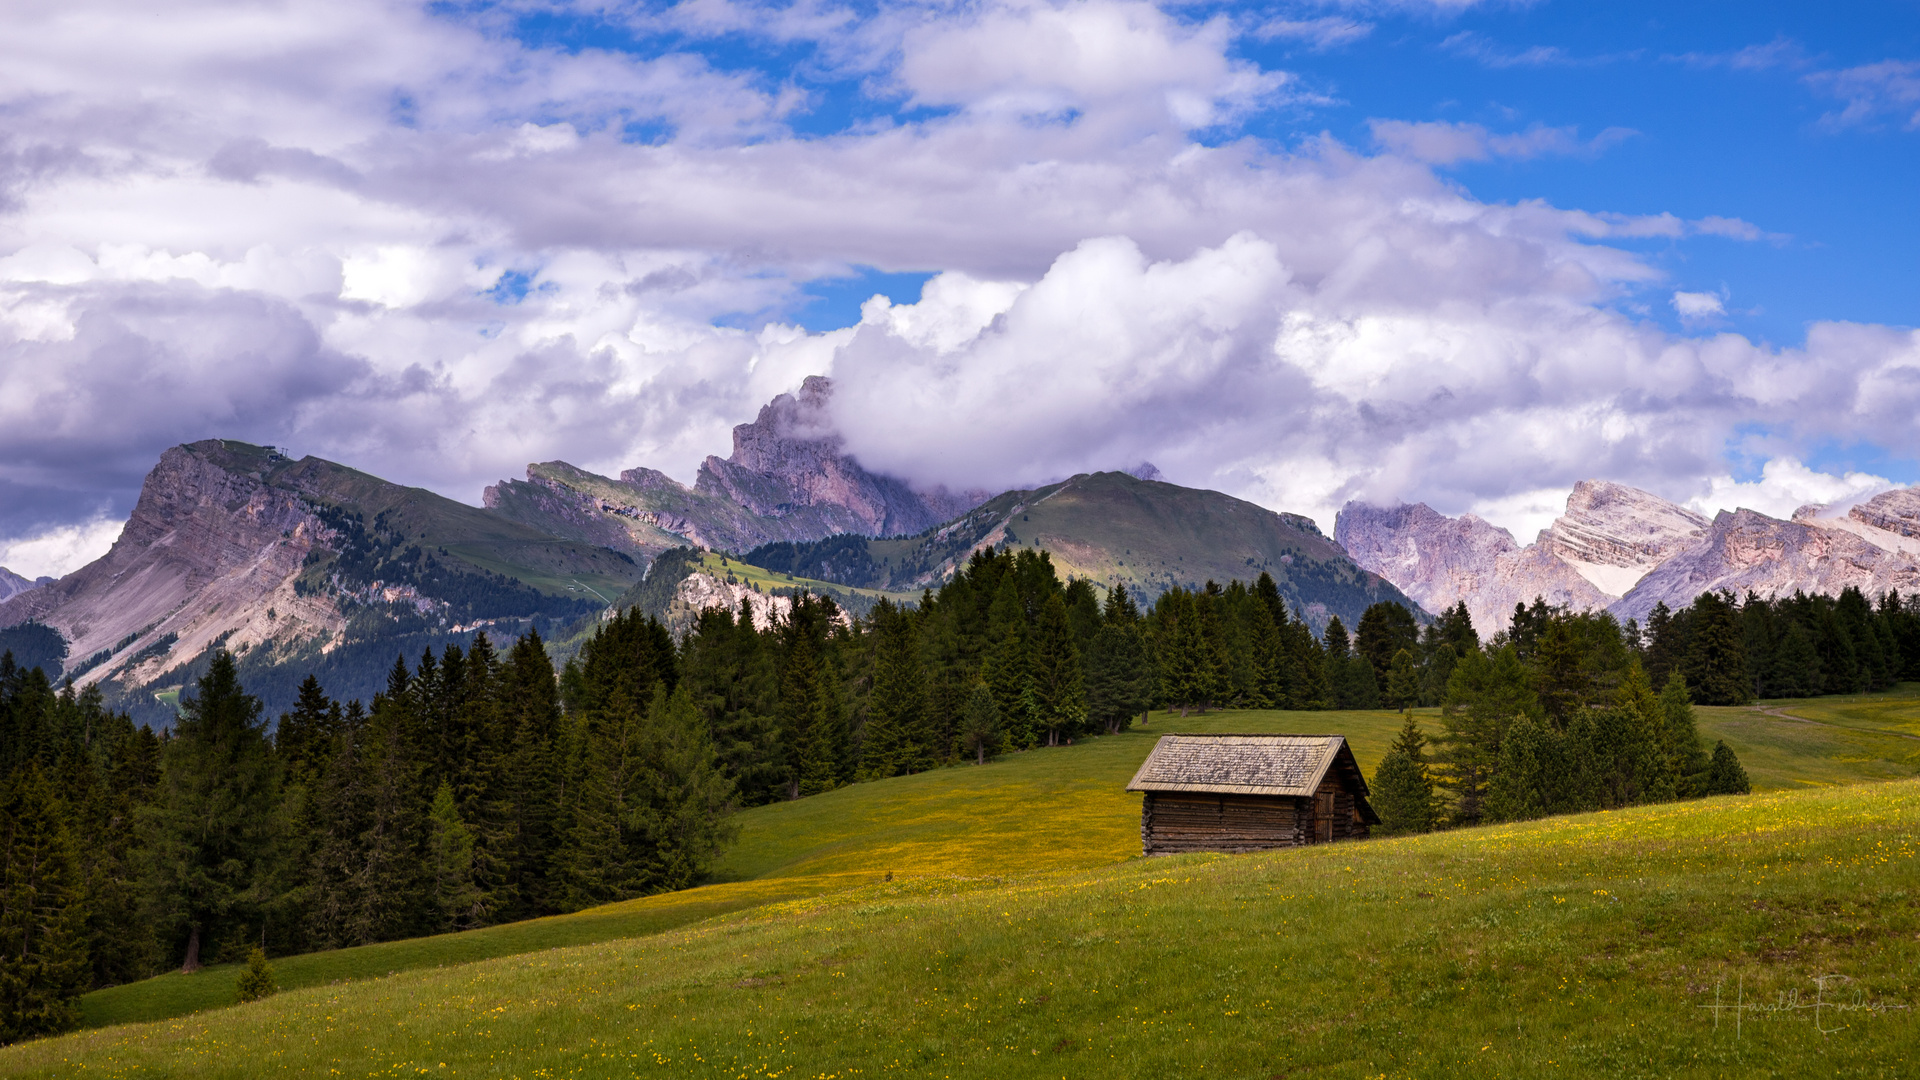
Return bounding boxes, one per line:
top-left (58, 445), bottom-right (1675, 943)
top-left (1125, 734), bottom-right (1379, 855)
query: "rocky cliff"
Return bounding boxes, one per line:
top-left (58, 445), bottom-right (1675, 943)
top-left (0, 440), bottom-right (640, 716)
top-left (0, 566), bottom-right (42, 603)
top-left (0, 441), bottom-right (344, 692)
top-left (485, 376), bottom-right (988, 561)
top-left (1339, 480), bottom-right (1920, 633)
top-left (1336, 499), bottom-right (1615, 634)
top-left (1612, 507), bottom-right (1920, 621)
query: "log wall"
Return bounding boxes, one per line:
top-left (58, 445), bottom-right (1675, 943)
top-left (1141, 782), bottom-right (1369, 855)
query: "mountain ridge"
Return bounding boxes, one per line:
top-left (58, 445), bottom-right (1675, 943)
top-left (1339, 480), bottom-right (1920, 632)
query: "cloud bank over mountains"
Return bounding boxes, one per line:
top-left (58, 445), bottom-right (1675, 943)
top-left (1, 0), bottom-right (1916, 577)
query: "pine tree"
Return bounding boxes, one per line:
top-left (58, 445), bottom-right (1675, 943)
top-left (1385, 648), bottom-right (1421, 709)
top-left (140, 652), bottom-right (281, 972)
top-left (1371, 713), bottom-right (1437, 835)
top-left (425, 781), bottom-right (481, 932)
top-left (1681, 592), bottom-right (1753, 705)
top-left (1030, 593), bottom-right (1087, 745)
top-left (1659, 674), bottom-right (1712, 797)
top-left (1703, 741), bottom-right (1752, 795)
top-left (0, 766), bottom-right (89, 1044)
top-left (860, 600), bottom-right (928, 778)
top-left (1437, 646), bottom-right (1539, 825)
top-left (234, 947), bottom-right (276, 1003)
top-left (956, 682), bottom-right (1003, 765)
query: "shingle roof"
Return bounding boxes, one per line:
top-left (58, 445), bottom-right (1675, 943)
top-left (1125, 734), bottom-right (1359, 797)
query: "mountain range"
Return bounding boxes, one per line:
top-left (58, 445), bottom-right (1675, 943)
top-left (0, 377), bottom-right (1413, 719)
top-left (1337, 481), bottom-right (1920, 633)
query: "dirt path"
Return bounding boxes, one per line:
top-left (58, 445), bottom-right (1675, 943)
top-left (1748, 704), bottom-right (1920, 742)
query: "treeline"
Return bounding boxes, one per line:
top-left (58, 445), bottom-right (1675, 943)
top-left (0, 626), bottom-right (733, 1044)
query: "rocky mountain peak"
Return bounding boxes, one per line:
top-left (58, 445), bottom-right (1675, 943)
top-left (0, 566), bottom-right (41, 604)
top-left (694, 375), bottom-right (985, 539)
top-left (1537, 481), bottom-right (1708, 596)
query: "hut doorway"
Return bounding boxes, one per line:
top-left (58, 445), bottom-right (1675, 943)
top-left (1314, 790), bottom-right (1335, 843)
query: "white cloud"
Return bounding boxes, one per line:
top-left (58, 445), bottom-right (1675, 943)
top-left (0, 516), bottom-right (124, 580)
top-left (1672, 290), bottom-right (1725, 318)
top-left (1369, 119), bottom-right (1635, 164)
top-left (0, 0), bottom-right (1915, 566)
top-left (1808, 60), bottom-right (1920, 130)
top-left (1692, 459), bottom-right (1893, 522)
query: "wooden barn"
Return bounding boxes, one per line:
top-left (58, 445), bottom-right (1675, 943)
top-left (1125, 734), bottom-right (1379, 856)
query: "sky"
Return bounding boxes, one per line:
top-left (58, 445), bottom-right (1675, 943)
top-left (2, 0), bottom-right (1918, 577)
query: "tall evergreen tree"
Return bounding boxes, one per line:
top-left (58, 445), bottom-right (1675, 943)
top-left (140, 652), bottom-right (281, 971)
top-left (0, 766), bottom-right (89, 1044)
top-left (1681, 592), bottom-right (1754, 705)
top-left (956, 682), bottom-right (1003, 765)
top-left (1659, 674), bottom-right (1712, 797)
top-left (1437, 645), bottom-right (1539, 825)
top-left (1355, 602), bottom-right (1420, 687)
top-left (861, 600), bottom-right (929, 777)
top-left (1029, 593), bottom-right (1088, 745)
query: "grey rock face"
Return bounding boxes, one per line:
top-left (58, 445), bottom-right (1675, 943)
top-left (1850, 488), bottom-right (1920, 539)
top-left (695, 376), bottom-right (984, 538)
top-left (1335, 500), bottom-right (1611, 634)
top-left (487, 376), bottom-right (990, 561)
top-left (1341, 479), bottom-right (1920, 633)
top-left (0, 566), bottom-right (38, 603)
top-left (1544, 480), bottom-right (1708, 568)
top-left (1610, 507), bottom-right (1920, 621)
top-left (0, 440), bottom-right (341, 686)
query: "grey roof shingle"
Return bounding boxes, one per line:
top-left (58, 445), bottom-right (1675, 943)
top-left (1125, 734), bottom-right (1348, 796)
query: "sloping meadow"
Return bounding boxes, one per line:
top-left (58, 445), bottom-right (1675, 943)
top-left (8, 777), bottom-right (1917, 1078)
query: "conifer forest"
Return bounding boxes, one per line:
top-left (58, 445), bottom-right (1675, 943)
top-left (6, 544), bottom-right (1919, 1042)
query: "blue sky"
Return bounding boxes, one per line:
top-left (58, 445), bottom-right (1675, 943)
top-left (2, 0), bottom-right (1918, 574)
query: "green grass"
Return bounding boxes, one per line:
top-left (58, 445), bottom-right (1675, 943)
top-left (21, 693), bottom-right (1920, 1076)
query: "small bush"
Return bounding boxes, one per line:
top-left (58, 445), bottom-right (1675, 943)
top-left (235, 948), bottom-right (277, 1003)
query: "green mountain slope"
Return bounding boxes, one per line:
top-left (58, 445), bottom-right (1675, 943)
top-left (18, 696), bottom-right (1920, 1076)
top-left (749, 470), bottom-right (1423, 629)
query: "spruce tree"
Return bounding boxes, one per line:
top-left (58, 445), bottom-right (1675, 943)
top-left (0, 766), bottom-right (89, 1044)
top-left (1703, 741), bottom-right (1752, 795)
top-left (1437, 646), bottom-right (1539, 825)
top-left (1385, 648), bottom-right (1421, 709)
top-left (1086, 587), bottom-right (1154, 733)
top-left (957, 682), bottom-right (1003, 765)
top-left (1354, 602), bottom-right (1419, 687)
top-left (1371, 714), bottom-right (1436, 835)
top-left (1030, 593), bottom-right (1087, 745)
top-left (860, 600), bottom-right (928, 778)
top-left (1659, 674), bottom-right (1712, 797)
top-left (1484, 717), bottom-right (1574, 823)
top-left (141, 652), bottom-right (281, 972)
top-left (425, 781), bottom-right (481, 932)
top-left (1766, 619), bottom-right (1823, 699)
top-left (629, 687), bottom-right (737, 892)
top-left (1681, 592), bottom-right (1754, 705)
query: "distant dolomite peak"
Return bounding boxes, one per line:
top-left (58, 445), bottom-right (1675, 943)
top-left (1340, 479), bottom-right (1920, 634)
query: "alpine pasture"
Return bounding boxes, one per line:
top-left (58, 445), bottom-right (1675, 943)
top-left (6, 696), bottom-right (1919, 1078)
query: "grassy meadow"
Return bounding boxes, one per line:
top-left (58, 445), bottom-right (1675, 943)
top-left (11, 693), bottom-right (1920, 1076)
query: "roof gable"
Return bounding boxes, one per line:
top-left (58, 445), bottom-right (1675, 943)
top-left (1126, 734), bottom-right (1356, 797)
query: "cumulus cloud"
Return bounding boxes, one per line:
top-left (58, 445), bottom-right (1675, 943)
top-left (1, 0), bottom-right (1916, 575)
top-left (1692, 459), bottom-right (1894, 522)
top-left (0, 516), bottom-right (124, 580)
